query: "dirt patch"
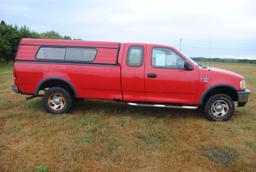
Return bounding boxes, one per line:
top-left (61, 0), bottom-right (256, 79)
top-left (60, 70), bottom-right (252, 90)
top-left (201, 146), bottom-right (238, 165)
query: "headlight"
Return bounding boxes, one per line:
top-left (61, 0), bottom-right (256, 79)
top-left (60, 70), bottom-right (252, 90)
top-left (240, 80), bottom-right (246, 90)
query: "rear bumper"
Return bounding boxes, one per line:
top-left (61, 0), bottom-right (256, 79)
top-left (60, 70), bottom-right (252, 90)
top-left (237, 89), bottom-right (250, 107)
top-left (11, 84), bottom-right (19, 94)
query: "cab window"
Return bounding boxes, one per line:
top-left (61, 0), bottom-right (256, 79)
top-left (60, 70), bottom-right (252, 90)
top-left (127, 46), bottom-right (143, 67)
top-left (152, 47), bottom-right (185, 69)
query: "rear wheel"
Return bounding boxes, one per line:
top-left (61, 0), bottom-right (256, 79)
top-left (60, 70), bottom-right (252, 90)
top-left (43, 87), bottom-right (72, 114)
top-left (204, 94), bottom-right (234, 121)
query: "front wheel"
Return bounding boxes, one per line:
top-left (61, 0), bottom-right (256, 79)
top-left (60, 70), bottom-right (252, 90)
top-left (204, 94), bottom-right (234, 121)
top-left (43, 87), bottom-right (73, 114)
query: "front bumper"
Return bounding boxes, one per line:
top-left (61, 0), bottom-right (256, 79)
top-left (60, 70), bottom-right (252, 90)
top-left (237, 89), bottom-right (250, 107)
top-left (11, 84), bottom-right (19, 94)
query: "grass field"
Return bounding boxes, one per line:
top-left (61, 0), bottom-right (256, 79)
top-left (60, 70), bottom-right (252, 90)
top-left (0, 62), bottom-right (255, 172)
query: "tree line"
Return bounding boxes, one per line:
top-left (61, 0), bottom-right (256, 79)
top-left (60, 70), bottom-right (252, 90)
top-left (191, 57), bottom-right (256, 64)
top-left (0, 20), bottom-right (75, 63)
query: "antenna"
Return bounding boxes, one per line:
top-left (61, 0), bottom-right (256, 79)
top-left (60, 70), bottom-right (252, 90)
top-left (179, 38), bottom-right (183, 51)
top-left (209, 33), bottom-right (211, 66)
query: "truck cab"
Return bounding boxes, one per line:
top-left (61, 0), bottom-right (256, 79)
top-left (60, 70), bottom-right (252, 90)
top-left (12, 39), bottom-right (250, 121)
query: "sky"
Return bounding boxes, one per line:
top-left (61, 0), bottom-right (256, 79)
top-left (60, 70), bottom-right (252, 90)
top-left (1, 0), bottom-right (256, 59)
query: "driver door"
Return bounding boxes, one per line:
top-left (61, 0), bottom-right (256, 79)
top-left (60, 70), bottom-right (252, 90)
top-left (144, 46), bottom-right (199, 104)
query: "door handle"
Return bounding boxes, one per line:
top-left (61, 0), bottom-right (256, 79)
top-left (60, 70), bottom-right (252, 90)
top-left (147, 73), bottom-right (157, 78)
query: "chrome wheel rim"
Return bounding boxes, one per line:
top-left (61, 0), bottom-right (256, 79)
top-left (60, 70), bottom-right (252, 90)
top-left (211, 99), bottom-right (229, 117)
top-left (48, 93), bottom-right (65, 111)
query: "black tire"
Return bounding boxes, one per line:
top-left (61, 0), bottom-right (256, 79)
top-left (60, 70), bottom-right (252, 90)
top-left (43, 87), bottom-right (72, 114)
top-left (204, 94), bottom-right (234, 121)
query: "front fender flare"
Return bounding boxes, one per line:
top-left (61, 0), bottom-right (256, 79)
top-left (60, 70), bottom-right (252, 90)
top-left (199, 84), bottom-right (237, 105)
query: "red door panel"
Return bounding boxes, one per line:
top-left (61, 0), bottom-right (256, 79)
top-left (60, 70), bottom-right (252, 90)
top-left (145, 46), bottom-right (199, 105)
top-left (121, 44), bottom-right (146, 102)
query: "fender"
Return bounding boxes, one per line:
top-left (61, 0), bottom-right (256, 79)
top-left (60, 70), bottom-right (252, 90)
top-left (34, 77), bottom-right (78, 97)
top-left (199, 84), bottom-right (237, 105)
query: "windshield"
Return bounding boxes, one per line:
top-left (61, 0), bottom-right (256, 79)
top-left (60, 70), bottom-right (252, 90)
top-left (176, 50), bottom-right (199, 66)
top-left (186, 56), bottom-right (199, 66)
top-left (186, 57), bottom-right (209, 68)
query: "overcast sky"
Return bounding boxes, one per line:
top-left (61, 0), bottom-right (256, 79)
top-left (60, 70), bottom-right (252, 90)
top-left (1, 0), bottom-right (256, 59)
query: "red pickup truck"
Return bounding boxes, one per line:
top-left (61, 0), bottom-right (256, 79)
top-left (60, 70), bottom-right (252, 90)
top-left (12, 38), bottom-right (250, 121)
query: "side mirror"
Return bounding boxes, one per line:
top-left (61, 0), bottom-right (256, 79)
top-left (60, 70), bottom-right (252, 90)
top-left (184, 62), bottom-right (193, 70)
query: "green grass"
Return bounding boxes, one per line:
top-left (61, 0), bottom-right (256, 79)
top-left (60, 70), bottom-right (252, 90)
top-left (0, 62), bottom-right (255, 171)
top-left (0, 62), bottom-right (12, 84)
top-left (38, 165), bottom-right (48, 172)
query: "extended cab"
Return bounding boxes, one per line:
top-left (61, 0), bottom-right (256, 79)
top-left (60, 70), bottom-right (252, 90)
top-left (12, 38), bottom-right (250, 121)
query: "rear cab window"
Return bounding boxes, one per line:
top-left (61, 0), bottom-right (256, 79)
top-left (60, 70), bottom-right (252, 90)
top-left (127, 46), bottom-right (144, 67)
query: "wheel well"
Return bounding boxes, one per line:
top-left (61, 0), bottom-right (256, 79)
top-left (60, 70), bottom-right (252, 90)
top-left (201, 86), bottom-right (238, 106)
top-left (37, 79), bottom-right (76, 97)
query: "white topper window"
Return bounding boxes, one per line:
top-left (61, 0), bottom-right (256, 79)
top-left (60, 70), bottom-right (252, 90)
top-left (36, 47), bottom-right (97, 62)
top-left (152, 47), bottom-right (185, 69)
top-left (37, 47), bottom-right (65, 60)
top-left (65, 47), bottom-right (97, 62)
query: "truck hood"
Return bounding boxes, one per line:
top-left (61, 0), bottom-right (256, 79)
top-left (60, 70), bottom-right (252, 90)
top-left (198, 66), bottom-right (244, 90)
top-left (208, 67), bottom-right (244, 79)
